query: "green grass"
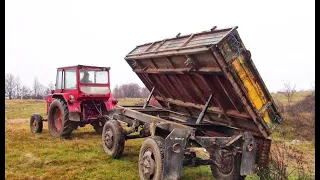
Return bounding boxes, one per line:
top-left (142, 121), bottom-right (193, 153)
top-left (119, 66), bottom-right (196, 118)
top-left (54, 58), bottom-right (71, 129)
top-left (5, 99), bottom-right (46, 120)
top-left (5, 98), bottom-right (216, 180)
top-left (5, 93), bottom-right (314, 180)
top-left (5, 121), bottom-right (216, 180)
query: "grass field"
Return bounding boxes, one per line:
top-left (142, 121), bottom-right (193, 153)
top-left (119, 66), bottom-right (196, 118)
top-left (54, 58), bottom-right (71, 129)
top-left (5, 93), bottom-right (315, 180)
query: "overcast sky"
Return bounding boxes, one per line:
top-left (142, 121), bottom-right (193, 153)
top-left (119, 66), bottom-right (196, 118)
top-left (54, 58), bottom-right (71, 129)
top-left (5, 0), bottom-right (315, 92)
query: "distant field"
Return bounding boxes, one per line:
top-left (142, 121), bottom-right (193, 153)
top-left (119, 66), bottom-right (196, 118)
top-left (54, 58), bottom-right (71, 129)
top-left (5, 98), bottom-right (145, 120)
top-left (271, 90), bottom-right (312, 106)
top-left (5, 93), bottom-right (314, 180)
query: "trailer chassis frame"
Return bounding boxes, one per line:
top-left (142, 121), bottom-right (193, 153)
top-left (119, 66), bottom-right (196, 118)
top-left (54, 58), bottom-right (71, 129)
top-left (110, 104), bottom-right (257, 179)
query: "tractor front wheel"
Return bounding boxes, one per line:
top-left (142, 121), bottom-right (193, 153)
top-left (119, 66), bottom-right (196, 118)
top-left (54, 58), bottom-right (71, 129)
top-left (30, 113), bottom-right (43, 133)
top-left (48, 99), bottom-right (78, 139)
top-left (102, 120), bottom-right (125, 158)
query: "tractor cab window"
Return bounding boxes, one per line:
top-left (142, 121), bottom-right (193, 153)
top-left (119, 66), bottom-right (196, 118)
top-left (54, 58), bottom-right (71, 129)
top-left (80, 69), bottom-right (109, 84)
top-left (56, 70), bottom-right (63, 90)
top-left (65, 69), bottom-right (77, 89)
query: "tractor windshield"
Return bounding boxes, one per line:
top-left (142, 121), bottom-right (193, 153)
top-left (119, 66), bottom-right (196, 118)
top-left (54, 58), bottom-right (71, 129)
top-left (80, 69), bottom-right (109, 84)
top-left (79, 68), bottom-right (110, 95)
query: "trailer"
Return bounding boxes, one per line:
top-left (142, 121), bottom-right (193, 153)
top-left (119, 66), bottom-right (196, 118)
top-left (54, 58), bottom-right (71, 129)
top-left (101, 26), bottom-right (282, 180)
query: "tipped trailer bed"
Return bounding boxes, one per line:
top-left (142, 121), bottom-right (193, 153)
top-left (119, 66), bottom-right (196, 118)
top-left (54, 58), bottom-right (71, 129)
top-left (101, 26), bottom-right (282, 180)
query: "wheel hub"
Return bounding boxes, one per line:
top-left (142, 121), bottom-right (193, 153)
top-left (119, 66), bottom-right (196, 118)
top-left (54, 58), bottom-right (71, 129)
top-left (104, 129), bottom-right (113, 149)
top-left (33, 120), bottom-right (37, 127)
top-left (141, 150), bottom-right (156, 178)
top-left (54, 108), bottom-right (63, 131)
top-left (31, 119), bottom-right (38, 133)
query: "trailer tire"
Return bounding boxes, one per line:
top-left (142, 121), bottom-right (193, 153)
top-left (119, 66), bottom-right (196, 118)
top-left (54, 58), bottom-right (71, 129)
top-left (139, 136), bottom-right (165, 180)
top-left (210, 153), bottom-right (245, 180)
top-left (48, 99), bottom-right (78, 139)
top-left (102, 120), bottom-right (125, 159)
top-left (30, 113), bottom-right (43, 133)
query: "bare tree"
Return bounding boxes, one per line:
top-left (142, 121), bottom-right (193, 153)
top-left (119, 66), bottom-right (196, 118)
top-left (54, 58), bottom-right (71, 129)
top-left (121, 83), bottom-right (142, 98)
top-left (15, 75), bottom-right (21, 99)
top-left (113, 85), bottom-right (121, 98)
top-left (38, 84), bottom-right (47, 99)
top-left (5, 73), bottom-right (16, 99)
top-left (282, 81), bottom-right (296, 107)
top-left (113, 83), bottom-right (143, 98)
top-left (48, 82), bottom-right (55, 90)
top-left (21, 85), bottom-right (32, 99)
top-left (45, 82), bottom-right (55, 95)
top-left (140, 87), bottom-right (150, 98)
top-left (33, 77), bottom-right (41, 98)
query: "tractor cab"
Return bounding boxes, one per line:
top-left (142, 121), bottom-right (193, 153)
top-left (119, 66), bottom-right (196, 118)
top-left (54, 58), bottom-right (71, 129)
top-left (53, 65), bottom-right (111, 99)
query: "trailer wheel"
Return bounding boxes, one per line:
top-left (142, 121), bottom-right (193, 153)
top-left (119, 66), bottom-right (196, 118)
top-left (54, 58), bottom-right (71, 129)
top-left (210, 153), bottom-right (245, 180)
top-left (139, 136), bottom-right (164, 180)
top-left (30, 113), bottom-right (43, 133)
top-left (102, 120), bottom-right (125, 158)
top-left (48, 99), bottom-right (78, 139)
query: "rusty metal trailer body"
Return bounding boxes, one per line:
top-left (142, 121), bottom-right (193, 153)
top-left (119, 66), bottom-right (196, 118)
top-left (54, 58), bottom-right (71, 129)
top-left (101, 26), bottom-right (282, 180)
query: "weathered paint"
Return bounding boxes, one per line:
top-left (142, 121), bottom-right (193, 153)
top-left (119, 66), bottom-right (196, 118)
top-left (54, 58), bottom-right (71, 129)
top-left (231, 56), bottom-right (276, 129)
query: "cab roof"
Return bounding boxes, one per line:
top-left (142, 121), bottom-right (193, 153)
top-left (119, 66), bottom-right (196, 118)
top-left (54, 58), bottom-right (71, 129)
top-left (57, 65), bottom-right (111, 70)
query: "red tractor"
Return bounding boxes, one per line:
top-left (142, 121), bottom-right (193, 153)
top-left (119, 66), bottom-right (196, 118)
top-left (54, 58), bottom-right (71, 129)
top-left (30, 65), bottom-right (118, 139)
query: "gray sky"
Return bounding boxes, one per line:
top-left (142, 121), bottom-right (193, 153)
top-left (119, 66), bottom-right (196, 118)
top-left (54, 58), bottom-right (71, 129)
top-left (5, 0), bottom-right (315, 92)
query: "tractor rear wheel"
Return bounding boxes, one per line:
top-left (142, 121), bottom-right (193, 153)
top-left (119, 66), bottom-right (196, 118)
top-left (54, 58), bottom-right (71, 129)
top-left (102, 120), bottom-right (125, 158)
top-left (30, 113), bottom-right (43, 133)
top-left (48, 99), bottom-right (78, 139)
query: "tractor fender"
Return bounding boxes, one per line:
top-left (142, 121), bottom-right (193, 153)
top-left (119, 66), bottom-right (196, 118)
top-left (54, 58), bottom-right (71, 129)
top-left (68, 102), bottom-right (82, 113)
top-left (52, 93), bottom-right (71, 103)
top-left (46, 93), bottom-right (71, 115)
top-left (51, 93), bottom-right (81, 113)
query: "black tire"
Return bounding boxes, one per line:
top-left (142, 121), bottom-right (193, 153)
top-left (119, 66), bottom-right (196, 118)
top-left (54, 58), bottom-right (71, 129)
top-left (30, 113), bottom-right (43, 133)
top-left (210, 152), bottom-right (246, 180)
top-left (93, 109), bottom-right (115, 134)
top-left (139, 136), bottom-right (165, 180)
top-left (48, 99), bottom-right (78, 139)
top-left (93, 118), bottom-right (107, 134)
top-left (102, 120), bottom-right (125, 158)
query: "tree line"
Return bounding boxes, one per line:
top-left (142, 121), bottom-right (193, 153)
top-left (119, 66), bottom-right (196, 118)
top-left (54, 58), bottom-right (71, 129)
top-left (5, 73), bottom-right (150, 100)
top-left (5, 73), bottom-right (54, 99)
top-left (112, 83), bottom-right (150, 98)
top-left (7, 73), bottom-right (313, 101)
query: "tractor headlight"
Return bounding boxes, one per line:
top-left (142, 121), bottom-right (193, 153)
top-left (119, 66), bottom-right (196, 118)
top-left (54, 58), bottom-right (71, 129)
top-left (69, 95), bottom-right (75, 103)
